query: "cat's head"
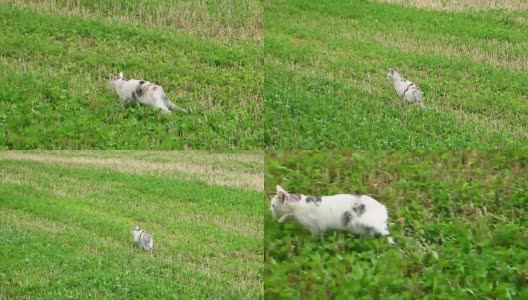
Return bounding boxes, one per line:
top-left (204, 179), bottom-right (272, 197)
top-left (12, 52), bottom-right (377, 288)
top-left (387, 68), bottom-right (400, 82)
top-left (270, 185), bottom-right (300, 218)
top-left (109, 71), bottom-right (128, 88)
top-left (132, 226), bottom-right (140, 233)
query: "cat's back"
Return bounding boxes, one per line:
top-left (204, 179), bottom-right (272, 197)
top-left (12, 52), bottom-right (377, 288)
top-left (359, 195), bottom-right (387, 213)
top-left (319, 194), bottom-right (358, 218)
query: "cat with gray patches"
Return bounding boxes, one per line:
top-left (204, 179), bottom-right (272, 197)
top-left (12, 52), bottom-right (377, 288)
top-left (343, 196), bottom-right (394, 244)
top-left (131, 226), bottom-right (154, 255)
top-left (270, 185), bottom-right (394, 244)
top-left (387, 68), bottom-right (427, 109)
top-left (109, 72), bottom-right (187, 114)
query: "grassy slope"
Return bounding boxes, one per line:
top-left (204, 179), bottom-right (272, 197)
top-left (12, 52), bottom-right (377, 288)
top-left (264, 0), bottom-right (528, 149)
top-left (0, 1), bottom-right (263, 149)
top-left (265, 151), bottom-right (528, 299)
top-left (0, 151), bottom-right (263, 299)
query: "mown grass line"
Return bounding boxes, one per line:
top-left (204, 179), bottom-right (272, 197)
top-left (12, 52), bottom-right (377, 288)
top-left (264, 151), bottom-right (528, 299)
top-left (265, 8), bottom-right (528, 73)
top-left (264, 0), bottom-right (528, 149)
top-left (0, 156), bottom-right (263, 299)
top-left (0, 5), bottom-right (263, 149)
top-left (378, 0), bottom-right (528, 12)
top-left (0, 151), bottom-right (264, 192)
top-left (280, 0), bottom-right (528, 42)
top-left (0, 159), bottom-right (263, 229)
top-left (7, 0), bottom-right (263, 44)
top-left (6, 150), bottom-right (264, 167)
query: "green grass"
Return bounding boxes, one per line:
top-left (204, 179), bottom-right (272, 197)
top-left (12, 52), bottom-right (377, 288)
top-left (264, 0), bottom-right (528, 149)
top-left (265, 151), bottom-right (528, 299)
top-left (0, 1), bottom-right (263, 149)
top-left (0, 151), bottom-right (263, 299)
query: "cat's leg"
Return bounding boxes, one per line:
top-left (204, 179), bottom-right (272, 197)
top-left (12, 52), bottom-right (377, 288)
top-left (372, 225), bottom-right (394, 245)
top-left (159, 106), bottom-right (172, 114)
top-left (154, 102), bottom-right (172, 114)
top-left (310, 229), bottom-right (320, 240)
top-left (153, 98), bottom-right (172, 114)
top-left (307, 225), bottom-right (322, 240)
top-left (278, 213), bottom-right (293, 224)
top-left (119, 96), bottom-right (127, 109)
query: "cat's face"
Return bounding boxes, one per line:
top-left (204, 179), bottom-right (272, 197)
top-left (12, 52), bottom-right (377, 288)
top-left (387, 69), bottom-right (399, 82)
top-left (109, 75), bottom-right (120, 89)
top-left (270, 185), bottom-right (294, 218)
top-left (108, 72), bottom-right (128, 89)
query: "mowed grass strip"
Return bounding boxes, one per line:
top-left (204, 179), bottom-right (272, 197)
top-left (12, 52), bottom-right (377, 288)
top-left (7, 0), bottom-right (263, 43)
top-left (264, 151), bottom-right (528, 299)
top-left (0, 3), bottom-right (263, 149)
top-left (264, 0), bottom-right (528, 149)
top-left (378, 0), bottom-right (528, 11)
top-left (0, 154), bottom-right (263, 299)
top-left (0, 151), bottom-right (264, 192)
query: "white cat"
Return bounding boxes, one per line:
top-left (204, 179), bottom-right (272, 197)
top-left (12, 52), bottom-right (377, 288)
top-left (131, 226), bottom-right (154, 255)
top-left (109, 72), bottom-right (187, 114)
top-left (387, 69), bottom-right (426, 109)
top-left (270, 185), bottom-right (394, 244)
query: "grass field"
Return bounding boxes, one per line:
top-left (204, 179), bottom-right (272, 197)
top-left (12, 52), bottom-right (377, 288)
top-left (0, 151), bottom-right (263, 299)
top-left (0, 1), bottom-right (263, 149)
top-left (264, 0), bottom-right (528, 149)
top-left (265, 151), bottom-right (528, 299)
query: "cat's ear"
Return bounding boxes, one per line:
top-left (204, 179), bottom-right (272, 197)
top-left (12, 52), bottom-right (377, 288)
top-left (119, 71), bottom-right (124, 78)
top-left (276, 185), bottom-right (288, 203)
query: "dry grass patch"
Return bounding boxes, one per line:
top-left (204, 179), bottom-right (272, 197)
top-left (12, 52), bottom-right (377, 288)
top-left (433, 101), bottom-right (525, 139)
top-left (0, 208), bottom-right (67, 237)
top-left (276, 14), bottom-right (528, 74)
top-left (368, 31), bottom-right (528, 72)
top-left (5, 0), bottom-right (263, 43)
top-left (378, 0), bottom-right (528, 11)
top-left (365, 31), bottom-right (528, 73)
top-left (2, 208), bottom-right (135, 258)
top-left (39, 150), bottom-right (263, 165)
top-left (176, 213), bottom-right (262, 238)
top-left (0, 152), bottom-right (264, 192)
top-left (0, 164), bottom-right (126, 199)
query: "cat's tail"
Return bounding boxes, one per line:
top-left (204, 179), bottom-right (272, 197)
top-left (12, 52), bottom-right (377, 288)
top-left (162, 95), bottom-right (188, 113)
top-left (413, 90), bottom-right (428, 110)
top-left (172, 106), bottom-right (188, 113)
